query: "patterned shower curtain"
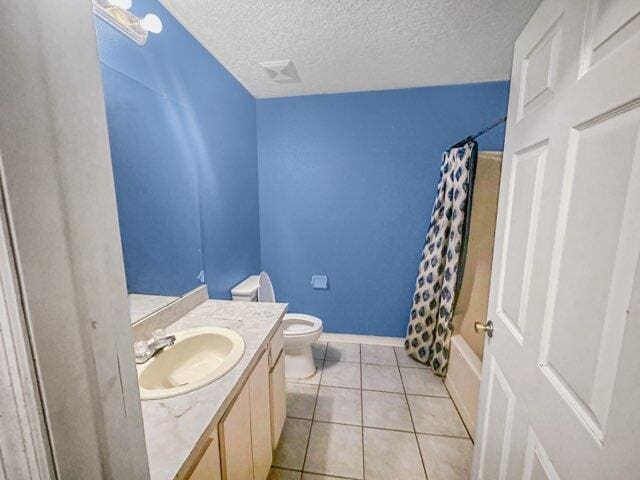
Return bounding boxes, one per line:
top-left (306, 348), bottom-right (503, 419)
top-left (405, 141), bottom-right (478, 376)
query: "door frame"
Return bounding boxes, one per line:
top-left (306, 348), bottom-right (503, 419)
top-left (0, 148), bottom-right (53, 479)
top-left (0, 1), bottom-right (149, 478)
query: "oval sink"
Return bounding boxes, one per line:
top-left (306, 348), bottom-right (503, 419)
top-left (137, 327), bottom-right (245, 400)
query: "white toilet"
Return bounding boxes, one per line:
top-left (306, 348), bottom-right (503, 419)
top-left (231, 273), bottom-right (323, 379)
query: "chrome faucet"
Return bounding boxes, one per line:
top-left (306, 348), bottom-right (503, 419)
top-left (134, 329), bottom-right (176, 364)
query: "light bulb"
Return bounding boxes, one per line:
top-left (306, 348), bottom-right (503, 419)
top-left (140, 13), bottom-right (163, 34)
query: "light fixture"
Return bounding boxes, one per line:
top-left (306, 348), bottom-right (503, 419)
top-left (93, 0), bottom-right (163, 46)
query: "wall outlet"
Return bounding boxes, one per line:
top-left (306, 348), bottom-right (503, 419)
top-left (310, 275), bottom-right (328, 289)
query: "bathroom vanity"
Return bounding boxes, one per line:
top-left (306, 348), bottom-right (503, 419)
top-left (137, 299), bottom-right (287, 480)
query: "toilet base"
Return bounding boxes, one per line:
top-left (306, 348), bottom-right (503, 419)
top-left (284, 345), bottom-right (316, 379)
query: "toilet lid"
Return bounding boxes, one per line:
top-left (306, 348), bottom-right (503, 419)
top-left (283, 313), bottom-right (323, 336)
top-left (258, 272), bottom-right (275, 303)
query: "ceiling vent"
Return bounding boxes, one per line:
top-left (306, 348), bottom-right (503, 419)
top-left (259, 60), bottom-right (300, 83)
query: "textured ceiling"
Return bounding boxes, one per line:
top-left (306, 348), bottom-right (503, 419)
top-left (159, 0), bottom-right (541, 98)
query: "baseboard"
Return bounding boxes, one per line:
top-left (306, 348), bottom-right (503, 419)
top-left (445, 375), bottom-right (476, 441)
top-left (319, 332), bottom-right (405, 347)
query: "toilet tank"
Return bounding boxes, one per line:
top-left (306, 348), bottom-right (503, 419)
top-left (231, 275), bottom-right (260, 301)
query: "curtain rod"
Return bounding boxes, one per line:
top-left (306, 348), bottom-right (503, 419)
top-left (449, 115), bottom-right (507, 150)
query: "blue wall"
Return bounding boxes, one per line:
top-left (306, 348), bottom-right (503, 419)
top-left (95, 0), bottom-right (260, 298)
top-left (257, 83), bottom-right (509, 337)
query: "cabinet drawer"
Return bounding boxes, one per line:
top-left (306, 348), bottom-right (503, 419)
top-left (269, 323), bottom-right (284, 369)
top-left (269, 349), bottom-right (286, 447)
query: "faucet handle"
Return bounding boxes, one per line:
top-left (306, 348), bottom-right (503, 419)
top-left (151, 328), bottom-right (167, 342)
top-left (134, 340), bottom-right (151, 358)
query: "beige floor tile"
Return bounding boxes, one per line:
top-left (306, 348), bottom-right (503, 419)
top-left (273, 417), bottom-right (312, 470)
top-left (312, 341), bottom-right (328, 360)
top-left (417, 434), bottom-right (473, 480)
top-left (362, 390), bottom-right (413, 431)
top-left (269, 467), bottom-right (302, 480)
top-left (407, 396), bottom-right (468, 437)
top-left (394, 347), bottom-right (428, 369)
top-left (325, 342), bottom-right (361, 362)
top-left (314, 386), bottom-right (362, 425)
top-left (363, 428), bottom-right (426, 480)
top-left (286, 382), bottom-right (318, 419)
top-left (361, 344), bottom-right (397, 365)
top-left (304, 422), bottom-right (364, 479)
top-left (400, 367), bottom-right (448, 397)
top-left (361, 364), bottom-right (403, 393)
top-left (289, 358), bottom-right (324, 385)
top-left (321, 361), bottom-right (361, 388)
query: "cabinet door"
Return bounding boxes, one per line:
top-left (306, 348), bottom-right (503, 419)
top-left (189, 432), bottom-right (221, 480)
top-left (269, 351), bottom-right (286, 448)
top-left (249, 351), bottom-right (272, 480)
top-left (219, 383), bottom-right (253, 480)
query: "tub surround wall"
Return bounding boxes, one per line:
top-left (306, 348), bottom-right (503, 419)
top-left (453, 152), bottom-right (502, 359)
top-left (257, 83), bottom-right (509, 337)
top-left (95, 0), bottom-right (260, 299)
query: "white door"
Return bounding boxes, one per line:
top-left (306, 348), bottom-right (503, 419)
top-left (473, 0), bottom-right (640, 478)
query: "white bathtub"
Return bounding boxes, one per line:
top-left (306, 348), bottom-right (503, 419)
top-left (445, 333), bottom-right (482, 440)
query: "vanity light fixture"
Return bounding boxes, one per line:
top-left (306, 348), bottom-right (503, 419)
top-left (92, 0), bottom-right (163, 46)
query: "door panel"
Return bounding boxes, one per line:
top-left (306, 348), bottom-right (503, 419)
top-left (476, 357), bottom-right (516, 480)
top-left (539, 104), bottom-right (640, 441)
top-left (580, 0), bottom-right (640, 72)
top-left (522, 429), bottom-right (560, 480)
top-left (496, 142), bottom-right (547, 343)
top-left (474, 0), bottom-right (640, 478)
top-left (517, 17), bottom-right (561, 120)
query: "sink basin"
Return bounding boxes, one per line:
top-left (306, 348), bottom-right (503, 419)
top-left (137, 327), bottom-right (245, 400)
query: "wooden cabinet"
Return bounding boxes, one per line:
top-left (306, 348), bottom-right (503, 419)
top-left (268, 324), bottom-right (284, 369)
top-left (219, 384), bottom-right (253, 480)
top-left (187, 325), bottom-right (286, 480)
top-left (269, 350), bottom-right (286, 448)
top-left (249, 351), bottom-right (272, 480)
top-left (189, 433), bottom-right (221, 480)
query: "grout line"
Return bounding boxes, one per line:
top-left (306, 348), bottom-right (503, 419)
top-left (396, 347), bottom-right (430, 480)
top-left (299, 355), bottom-right (324, 474)
top-left (286, 380), bottom-right (448, 399)
top-left (308, 419), bottom-right (469, 439)
top-left (271, 464), bottom-right (359, 480)
top-left (442, 381), bottom-right (474, 442)
top-left (322, 357), bottom-right (428, 369)
top-left (303, 468), bottom-right (360, 480)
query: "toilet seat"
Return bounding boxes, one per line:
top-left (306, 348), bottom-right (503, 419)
top-left (258, 272), bottom-right (275, 303)
top-left (283, 313), bottom-right (323, 337)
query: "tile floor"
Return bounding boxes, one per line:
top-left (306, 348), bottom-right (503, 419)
top-left (269, 341), bottom-right (473, 480)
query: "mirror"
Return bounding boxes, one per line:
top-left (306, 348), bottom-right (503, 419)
top-left (101, 66), bottom-right (205, 324)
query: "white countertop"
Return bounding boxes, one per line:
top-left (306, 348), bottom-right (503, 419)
top-left (140, 299), bottom-right (287, 480)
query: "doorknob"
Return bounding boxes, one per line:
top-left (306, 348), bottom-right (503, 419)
top-left (474, 320), bottom-right (494, 338)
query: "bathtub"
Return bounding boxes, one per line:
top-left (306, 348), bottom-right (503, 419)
top-left (445, 334), bottom-right (482, 440)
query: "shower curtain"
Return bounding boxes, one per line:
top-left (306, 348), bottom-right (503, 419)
top-left (405, 141), bottom-right (478, 376)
